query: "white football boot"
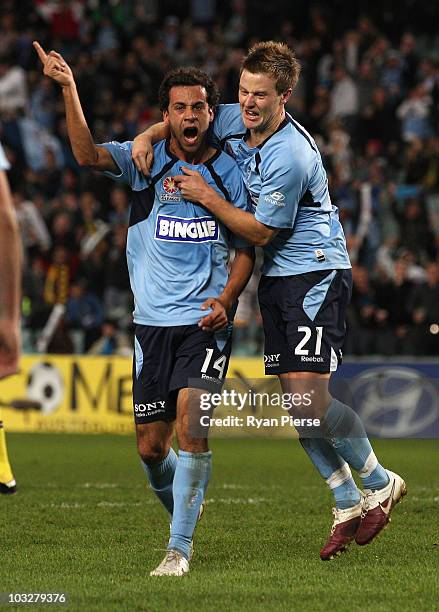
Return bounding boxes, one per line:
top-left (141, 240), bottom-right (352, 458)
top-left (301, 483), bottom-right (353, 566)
top-left (356, 469), bottom-right (407, 545)
top-left (150, 549), bottom-right (189, 577)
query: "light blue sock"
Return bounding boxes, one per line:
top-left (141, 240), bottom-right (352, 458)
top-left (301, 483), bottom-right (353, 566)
top-left (358, 458), bottom-right (391, 491)
top-left (141, 448), bottom-right (177, 515)
top-left (300, 438), bottom-right (361, 509)
top-left (323, 399), bottom-right (389, 490)
top-left (168, 450), bottom-right (212, 560)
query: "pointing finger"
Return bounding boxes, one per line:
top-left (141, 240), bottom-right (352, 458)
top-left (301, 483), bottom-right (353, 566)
top-left (33, 41), bottom-right (48, 64)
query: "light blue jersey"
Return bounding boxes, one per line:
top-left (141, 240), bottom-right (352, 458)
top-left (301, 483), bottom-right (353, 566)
top-left (100, 139), bottom-right (250, 326)
top-left (212, 104), bottom-right (351, 276)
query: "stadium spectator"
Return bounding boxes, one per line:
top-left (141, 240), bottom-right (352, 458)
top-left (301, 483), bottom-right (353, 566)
top-left (64, 280), bottom-right (104, 350)
top-left (103, 225), bottom-right (131, 322)
top-left (13, 189), bottom-right (51, 258)
top-left (397, 84), bottom-right (433, 143)
top-left (44, 245), bottom-right (72, 306)
top-left (408, 261), bottom-right (439, 355)
top-left (375, 257), bottom-right (414, 354)
top-left (88, 319), bottom-right (131, 356)
top-left (328, 65), bottom-right (359, 130)
top-left (0, 53), bottom-right (27, 115)
top-left (108, 187), bottom-right (130, 228)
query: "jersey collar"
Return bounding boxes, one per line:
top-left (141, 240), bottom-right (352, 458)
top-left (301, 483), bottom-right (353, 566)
top-left (165, 138), bottom-right (221, 166)
top-left (243, 116), bottom-right (290, 150)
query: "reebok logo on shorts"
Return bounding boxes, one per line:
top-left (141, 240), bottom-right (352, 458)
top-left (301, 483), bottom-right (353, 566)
top-left (300, 355), bottom-right (324, 363)
top-left (155, 215), bottom-right (218, 242)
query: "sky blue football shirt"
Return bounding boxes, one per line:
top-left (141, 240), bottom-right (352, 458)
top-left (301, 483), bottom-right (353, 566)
top-left (100, 139), bottom-right (251, 326)
top-left (212, 103), bottom-right (351, 276)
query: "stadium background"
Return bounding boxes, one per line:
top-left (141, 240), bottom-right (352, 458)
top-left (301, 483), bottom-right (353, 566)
top-left (1, 2), bottom-right (439, 610)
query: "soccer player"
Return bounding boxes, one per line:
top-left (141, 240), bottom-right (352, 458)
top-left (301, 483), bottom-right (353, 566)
top-left (34, 42), bottom-right (254, 576)
top-left (131, 41), bottom-right (406, 560)
top-left (0, 141), bottom-right (21, 494)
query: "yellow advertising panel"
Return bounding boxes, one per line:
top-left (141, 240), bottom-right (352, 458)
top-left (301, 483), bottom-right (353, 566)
top-left (0, 355), bottom-right (266, 434)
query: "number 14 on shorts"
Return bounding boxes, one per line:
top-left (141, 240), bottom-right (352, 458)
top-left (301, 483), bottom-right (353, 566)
top-left (201, 348), bottom-right (227, 379)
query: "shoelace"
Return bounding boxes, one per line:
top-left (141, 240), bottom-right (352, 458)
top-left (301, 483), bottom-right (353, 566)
top-left (163, 550), bottom-right (180, 566)
top-left (361, 491), bottom-right (373, 518)
top-left (331, 507), bottom-right (340, 534)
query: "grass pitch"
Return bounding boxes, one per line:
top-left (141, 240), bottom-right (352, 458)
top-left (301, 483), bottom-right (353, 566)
top-left (1, 434), bottom-right (439, 611)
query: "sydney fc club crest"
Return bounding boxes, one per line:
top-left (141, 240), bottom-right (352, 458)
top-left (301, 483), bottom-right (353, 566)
top-left (160, 176), bottom-right (181, 202)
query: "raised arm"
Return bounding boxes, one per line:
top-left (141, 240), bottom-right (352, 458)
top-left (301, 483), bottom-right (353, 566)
top-left (33, 41), bottom-right (117, 173)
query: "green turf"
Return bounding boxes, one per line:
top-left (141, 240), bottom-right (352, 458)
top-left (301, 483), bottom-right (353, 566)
top-left (1, 435), bottom-right (438, 611)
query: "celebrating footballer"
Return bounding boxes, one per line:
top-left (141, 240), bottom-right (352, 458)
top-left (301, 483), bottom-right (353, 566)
top-left (34, 41), bottom-right (254, 576)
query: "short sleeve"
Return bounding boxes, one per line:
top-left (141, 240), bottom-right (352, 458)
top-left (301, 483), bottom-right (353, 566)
top-left (0, 143), bottom-right (10, 170)
top-left (255, 150), bottom-right (309, 229)
top-left (213, 104), bottom-right (246, 143)
top-left (98, 141), bottom-right (150, 191)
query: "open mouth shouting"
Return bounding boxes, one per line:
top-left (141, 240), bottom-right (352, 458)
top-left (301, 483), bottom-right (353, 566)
top-left (183, 125), bottom-right (199, 145)
top-left (243, 108), bottom-right (260, 124)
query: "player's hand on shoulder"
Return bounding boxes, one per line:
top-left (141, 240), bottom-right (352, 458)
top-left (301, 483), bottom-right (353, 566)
top-left (198, 298), bottom-right (228, 332)
top-left (33, 41), bottom-right (74, 87)
top-left (132, 133), bottom-right (154, 176)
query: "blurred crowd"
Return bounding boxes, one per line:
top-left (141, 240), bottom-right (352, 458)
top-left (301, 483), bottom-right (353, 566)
top-left (1, 0), bottom-right (439, 356)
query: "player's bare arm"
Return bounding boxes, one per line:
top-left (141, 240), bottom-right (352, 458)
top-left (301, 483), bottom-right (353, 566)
top-left (174, 167), bottom-right (277, 247)
top-left (218, 246), bottom-right (255, 312)
top-left (199, 246), bottom-right (255, 331)
top-left (0, 170), bottom-right (21, 379)
top-left (33, 41), bottom-right (117, 173)
top-left (132, 122), bottom-right (169, 175)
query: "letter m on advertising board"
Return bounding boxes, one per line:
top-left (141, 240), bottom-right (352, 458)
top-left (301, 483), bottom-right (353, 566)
top-left (71, 361), bottom-right (112, 411)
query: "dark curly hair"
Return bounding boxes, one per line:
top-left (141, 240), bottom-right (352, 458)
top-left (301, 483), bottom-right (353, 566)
top-left (158, 67), bottom-right (220, 112)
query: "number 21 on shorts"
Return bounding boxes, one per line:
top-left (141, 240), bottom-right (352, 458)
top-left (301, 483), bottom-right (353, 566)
top-left (294, 326), bottom-right (323, 356)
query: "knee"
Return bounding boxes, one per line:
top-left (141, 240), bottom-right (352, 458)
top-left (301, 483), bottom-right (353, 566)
top-left (177, 431), bottom-right (208, 454)
top-left (137, 439), bottom-right (169, 465)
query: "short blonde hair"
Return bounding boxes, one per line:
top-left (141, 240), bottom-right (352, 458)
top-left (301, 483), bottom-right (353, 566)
top-left (241, 41), bottom-right (301, 94)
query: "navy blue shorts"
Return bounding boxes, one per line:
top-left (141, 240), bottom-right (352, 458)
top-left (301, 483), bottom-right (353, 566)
top-left (258, 269), bottom-right (352, 375)
top-left (132, 323), bottom-right (232, 424)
